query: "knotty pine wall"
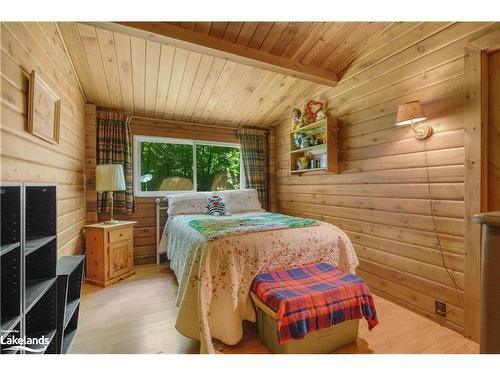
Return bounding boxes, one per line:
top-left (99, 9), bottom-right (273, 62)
top-left (274, 22), bottom-right (498, 335)
top-left (1, 22), bottom-right (86, 257)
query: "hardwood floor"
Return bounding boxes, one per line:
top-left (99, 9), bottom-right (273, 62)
top-left (70, 264), bottom-right (479, 354)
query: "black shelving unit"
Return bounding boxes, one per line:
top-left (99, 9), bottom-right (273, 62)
top-left (1, 182), bottom-right (58, 354)
top-left (23, 184), bottom-right (58, 354)
top-left (1, 183), bottom-right (22, 355)
top-left (56, 255), bottom-right (84, 353)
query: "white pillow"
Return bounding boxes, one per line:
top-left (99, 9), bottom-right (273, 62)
top-left (166, 192), bottom-right (210, 216)
top-left (217, 189), bottom-right (264, 213)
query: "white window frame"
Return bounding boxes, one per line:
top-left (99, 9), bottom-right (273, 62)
top-left (133, 135), bottom-right (245, 197)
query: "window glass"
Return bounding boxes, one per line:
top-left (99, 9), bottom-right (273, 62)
top-left (135, 137), bottom-right (242, 195)
top-left (139, 141), bottom-right (194, 192)
top-left (196, 144), bottom-right (240, 191)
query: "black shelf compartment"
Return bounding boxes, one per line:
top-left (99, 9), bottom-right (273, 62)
top-left (25, 237), bottom-right (57, 284)
top-left (0, 321), bottom-right (22, 354)
top-left (56, 255), bottom-right (84, 353)
top-left (1, 185), bottom-right (21, 248)
top-left (1, 245), bottom-right (22, 333)
top-left (25, 185), bottom-right (56, 240)
top-left (25, 281), bottom-right (57, 354)
top-left (62, 306), bottom-right (79, 354)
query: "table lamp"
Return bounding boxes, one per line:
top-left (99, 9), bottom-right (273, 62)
top-left (96, 164), bottom-right (126, 224)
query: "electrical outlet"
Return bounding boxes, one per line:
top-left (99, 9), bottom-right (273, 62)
top-left (435, 300), bottom-right (447, 317)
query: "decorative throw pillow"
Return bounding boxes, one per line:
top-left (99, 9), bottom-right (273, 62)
top-left (167, 192), bottom-right (210, 216)
top-left (218, 189), bottom-right (264, 213)
top-left (206, 194), bottom-right (227, 216)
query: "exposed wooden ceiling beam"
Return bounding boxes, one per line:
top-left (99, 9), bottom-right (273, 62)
top-left (84, 22), bottom-right (338, 87)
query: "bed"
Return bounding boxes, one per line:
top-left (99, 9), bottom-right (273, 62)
top-left (155, 189), bottom-right (359, 353)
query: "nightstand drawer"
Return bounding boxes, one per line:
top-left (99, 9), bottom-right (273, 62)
top-left (108, 227), bottom-right (132, 243)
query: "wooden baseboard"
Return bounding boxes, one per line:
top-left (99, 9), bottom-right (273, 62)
top-left (85, 270), bottom-right (136, 288)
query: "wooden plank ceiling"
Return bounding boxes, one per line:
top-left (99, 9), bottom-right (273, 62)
top-left (59, 22), bottom-right (389, 127)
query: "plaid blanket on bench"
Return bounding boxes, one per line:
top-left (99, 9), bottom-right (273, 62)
top-left (251, 263), bottom-right (378, 344)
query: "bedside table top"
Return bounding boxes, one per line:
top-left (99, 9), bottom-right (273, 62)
top-left (84, 220), bottom-right (138, 229)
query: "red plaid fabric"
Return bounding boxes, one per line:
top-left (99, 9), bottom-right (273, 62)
top-left (251, 263), bottom-right (378, 344)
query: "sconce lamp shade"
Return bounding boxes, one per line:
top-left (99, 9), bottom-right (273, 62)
top-left (96, 164), bottom-right (126, 192)
top-left (396, 101), bottom-right (427, 126)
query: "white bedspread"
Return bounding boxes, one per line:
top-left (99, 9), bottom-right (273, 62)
top-left (159, 212), bottom-right (359, 353)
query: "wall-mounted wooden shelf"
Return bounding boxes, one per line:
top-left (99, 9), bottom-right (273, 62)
top-left (289, 118), bottom-right (339, 175)
top-left (290, 167), bottom-right (327, 175)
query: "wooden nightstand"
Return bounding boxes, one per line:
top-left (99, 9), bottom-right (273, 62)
top-left (84, 221), bottom-right (137, 287)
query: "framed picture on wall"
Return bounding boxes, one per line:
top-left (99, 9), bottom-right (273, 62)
top-left (28, 70), bottom-right (61, 144)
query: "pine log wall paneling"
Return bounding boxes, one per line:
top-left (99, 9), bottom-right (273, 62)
top-left (1, 22), bottom-right (87, 257)
top-left (274, 22), bottom-right (499, 336)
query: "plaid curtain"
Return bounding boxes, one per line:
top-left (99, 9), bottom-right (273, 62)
top-left (96, 111), bottom-right (135, 214)
top-left (237, 128), bottom-right (269, 210)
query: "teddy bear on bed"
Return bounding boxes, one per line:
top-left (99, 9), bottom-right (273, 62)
top-left (206, 194), bottom-right (227, 216)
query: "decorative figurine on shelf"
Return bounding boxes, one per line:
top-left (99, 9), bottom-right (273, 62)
top-left (304, 100), bottom-right (327, 123)
top-left (293, 132), bottom-right (306, 149)
top-left (317, 132), bottom-right (327, 144)
top-left (316, 109), bottom-right (327, 121)
top-left (300, 113), bottom-right (310, 127)
top-left (305, 135), bottom-right (315, 148)
top-left (297, 153), bottom-right (313, 170)
top-left (319, 153), bottom-right (327, 168)
top-left (291, 108), bottom-right (302, 131)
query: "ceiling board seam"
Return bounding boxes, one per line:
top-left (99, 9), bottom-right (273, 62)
top-left (184, 57), bottom-right (216, 121)
top-left (58, 23), bottom-right (99, 101)
top-left (246, 22), bottom-right (262, 48)
top-left (176, 52), bottom-right (203, 119)
top-left (212, 64), bottom-right (251, 124)
top-left (93, 26), bottom-right (113, 107)
top-left (290, 22), bottom-right (326, 62)
top-left (196, 60), bottom-right (235, 123)
top-left (128, 34), bottom-right (136, 111)
top-left (54, 22), bottom-right (88, 102)
top-left (181, 55), bottom-right (213, 120)
top-left (169, 50), bottom-right (190, 119)
top-left (162, 47), bottom-right (177, 118)
top-left (255, 22), bottom-right (275, 50)
top-left (151, 41), bottom-right (163, 117)
top-left (111, 32), bottom-right (126, 111)
top-left (233, 23), bottom-right (246, 45)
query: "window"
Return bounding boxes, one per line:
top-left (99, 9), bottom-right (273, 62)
top-left (133, 135), bottom-right (243, 196)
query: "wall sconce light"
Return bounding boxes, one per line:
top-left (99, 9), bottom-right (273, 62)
top-left (396, 101), bottom-right (432, 140)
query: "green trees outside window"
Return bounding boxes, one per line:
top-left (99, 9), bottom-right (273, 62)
top-left (139, 140), bottom-right (240, 193)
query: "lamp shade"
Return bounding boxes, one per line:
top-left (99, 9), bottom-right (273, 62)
top-left (396, 101), bottom-right (427, 126)
top-left (95, 164), bottom-right (126, 192)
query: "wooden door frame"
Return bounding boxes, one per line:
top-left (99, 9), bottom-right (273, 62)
top-left (464, 29), bottom-right (500, 342)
